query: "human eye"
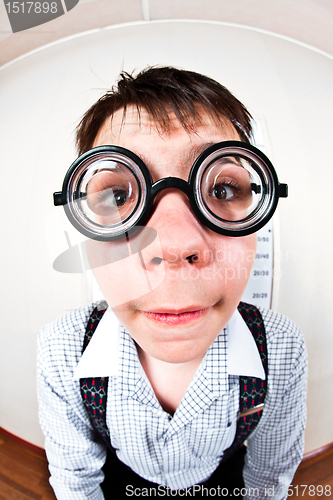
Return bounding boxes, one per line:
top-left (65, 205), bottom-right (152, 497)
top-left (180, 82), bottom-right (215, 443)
top-left (201, 158), bottom-right (255, 221)
top-left (210, 179), bottom-right (242, 202)
top-left (83, 166), bottom-right (139, 224)
top-left (93, 185), bottom-right (132, 214)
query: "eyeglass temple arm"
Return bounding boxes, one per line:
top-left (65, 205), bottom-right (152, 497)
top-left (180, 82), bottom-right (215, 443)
top-left (278, 183), bottom-right (288, 197)
top-left (251, 183), bottom-right (288, 198)
top-left (54, 192), bottom-right (65, 206)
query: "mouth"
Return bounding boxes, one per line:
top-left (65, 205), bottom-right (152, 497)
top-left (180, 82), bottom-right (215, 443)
top-left (141, 307), bottom-right (209, 326)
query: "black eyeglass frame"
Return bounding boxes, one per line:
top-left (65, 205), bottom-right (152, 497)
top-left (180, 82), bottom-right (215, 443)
top-left (53, 141), bottom-right (288, 241)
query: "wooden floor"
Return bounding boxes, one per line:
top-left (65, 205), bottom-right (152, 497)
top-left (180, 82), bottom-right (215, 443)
top-left (289, 446), bottom-right (333, 499)
top-left (0, 429), bottom-right (332, 499)
top-left (0, 431), bottom-right (55, 500)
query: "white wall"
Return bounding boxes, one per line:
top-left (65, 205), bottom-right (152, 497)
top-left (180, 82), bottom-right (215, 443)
top-left (0, 20), bottom-right (332, 452)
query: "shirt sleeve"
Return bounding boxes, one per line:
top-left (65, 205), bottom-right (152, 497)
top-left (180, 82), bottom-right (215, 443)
top-left (37, 309), bottom-right (107, 500)
top-left (242, 310), bottom-right (307, 500)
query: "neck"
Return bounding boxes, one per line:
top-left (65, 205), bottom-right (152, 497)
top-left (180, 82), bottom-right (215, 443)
top-left (137, 346), bottom-right (205, 415)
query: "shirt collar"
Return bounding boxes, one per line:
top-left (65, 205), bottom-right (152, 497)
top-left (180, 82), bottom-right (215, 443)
top-left (73, 307), bottom-right (265, 381)
top-left (227, 308), bottom-right (265, 379)
top-left (73, 308), bottom-right (120, 380)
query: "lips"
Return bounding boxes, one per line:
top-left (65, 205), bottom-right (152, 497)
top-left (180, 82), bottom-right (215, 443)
top-left (142, 308), bottom-right (209, 326)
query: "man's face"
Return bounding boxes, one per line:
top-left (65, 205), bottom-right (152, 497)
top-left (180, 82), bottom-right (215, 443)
top-left (89, 107), bottom-right (257, 365)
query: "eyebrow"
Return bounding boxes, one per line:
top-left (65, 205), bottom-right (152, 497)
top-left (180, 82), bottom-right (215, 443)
top-left (187, 142), bottom-right (216, 163)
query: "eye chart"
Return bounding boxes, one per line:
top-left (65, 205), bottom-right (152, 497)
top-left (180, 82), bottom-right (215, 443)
top-left (241, 119), bottom-right (274, 309)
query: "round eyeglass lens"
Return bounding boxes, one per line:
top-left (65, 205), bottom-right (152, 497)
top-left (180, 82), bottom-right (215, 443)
top-left (66, 153), bottom-right (146, 237)
top-left (197, 152), bottom-right (270, 234)
top-left (199, 155), bottom-right (264, 225)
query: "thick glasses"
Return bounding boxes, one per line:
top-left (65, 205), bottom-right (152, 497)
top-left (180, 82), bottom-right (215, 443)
top-left (53, 141), bottom-right (288, 241)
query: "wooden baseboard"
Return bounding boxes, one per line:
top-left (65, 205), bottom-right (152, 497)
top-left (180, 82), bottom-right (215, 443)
top-left (0, 426), bottom-right (45, 456)
top-left (302, 441), bottom-right (333, 462)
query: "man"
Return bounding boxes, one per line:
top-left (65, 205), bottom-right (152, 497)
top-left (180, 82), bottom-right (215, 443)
top-left (38, 66), bottom-right (307, 499)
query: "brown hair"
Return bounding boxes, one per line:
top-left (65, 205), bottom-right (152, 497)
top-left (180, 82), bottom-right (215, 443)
top-left (75, 66), bottom-right (253, 155)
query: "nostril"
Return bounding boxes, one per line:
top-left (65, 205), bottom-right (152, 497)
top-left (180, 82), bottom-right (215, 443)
top-left (186, 254), bottom-right (199, 264)
top-left (151, 257), bottom-right (163, 265)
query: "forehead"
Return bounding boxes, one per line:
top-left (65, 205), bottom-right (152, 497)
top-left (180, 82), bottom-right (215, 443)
top-left (94, 106), bottom-right (239, 145)
top-left (92, 106), bottom-right (240, 177)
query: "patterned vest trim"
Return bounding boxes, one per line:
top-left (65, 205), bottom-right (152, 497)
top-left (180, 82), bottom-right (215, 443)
top-left (79, 301), bottom-right (268, 460)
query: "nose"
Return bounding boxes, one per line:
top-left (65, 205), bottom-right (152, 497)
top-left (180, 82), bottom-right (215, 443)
top-left (141, 189), bottom-right (212, 269)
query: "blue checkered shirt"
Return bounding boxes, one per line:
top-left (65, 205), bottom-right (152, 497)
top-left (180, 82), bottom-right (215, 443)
top-left (37, 303), bottom-right (307, 500)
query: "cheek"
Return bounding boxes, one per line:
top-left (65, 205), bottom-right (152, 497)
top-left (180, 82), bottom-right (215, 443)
top-left (87, 239), bottom-right (165, 307)
top-left (212, 235), bottom-right (257, 288)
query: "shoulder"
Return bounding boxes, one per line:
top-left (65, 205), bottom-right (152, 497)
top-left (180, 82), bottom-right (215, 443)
top-left (37, 301), bottom-right (103, 379)
top-left (240, 303), bottom-right (306, 365)
top-left (259, 307), bottom-right (304, 344)
top-left (259, 307), bottom-right (305, 353)
top-left (258, 307), bottom-right (307, 391)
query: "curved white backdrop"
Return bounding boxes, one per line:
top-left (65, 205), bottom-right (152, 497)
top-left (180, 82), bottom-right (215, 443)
top-left (0, 20), bottom-right (332, 452)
